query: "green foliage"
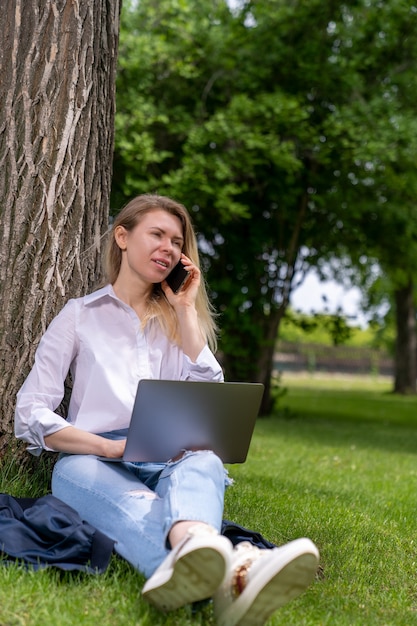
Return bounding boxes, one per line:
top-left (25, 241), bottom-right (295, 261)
top-left (112, 0), bottom-right (417, 395)
top-left (282, 309), bottom-right (354, 347)
top-left (280, 308), bottom-right (395, 352)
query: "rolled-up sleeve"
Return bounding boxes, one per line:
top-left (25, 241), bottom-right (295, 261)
top-left (14, 301), bottom-right (78, 455)
top-left (182, 344), bottom-right (224, 382)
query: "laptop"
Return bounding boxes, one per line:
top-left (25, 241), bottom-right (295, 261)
top-left (102, 379), bottom-right (264, 464)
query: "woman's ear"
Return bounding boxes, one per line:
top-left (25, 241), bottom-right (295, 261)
top-left (114, 225), bottom-right (128, 250)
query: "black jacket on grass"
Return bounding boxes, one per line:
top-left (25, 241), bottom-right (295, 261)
top-left (0, 493), bottom-right (115, 573)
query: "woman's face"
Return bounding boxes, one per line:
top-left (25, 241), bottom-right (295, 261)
top-left (115, 209), bottom-right (184, 285)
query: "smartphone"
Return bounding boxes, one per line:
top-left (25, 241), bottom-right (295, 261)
top-left (166, 260), bottom-right (190, 294)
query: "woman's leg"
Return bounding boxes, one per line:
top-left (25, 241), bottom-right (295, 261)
top-left (131, 449), bottom-right (229, 546)
top-left (132, 450), bottom-right (234, 611)
top-left (52, 454), bottom-right (169, 578)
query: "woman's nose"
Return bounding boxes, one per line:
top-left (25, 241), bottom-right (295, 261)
top-left (161, 237), bottom-right (174, 252)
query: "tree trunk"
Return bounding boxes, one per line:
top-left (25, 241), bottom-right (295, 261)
top-left (393, 279), bottom-right (417, 394)
top-left (0, 0), bottom-right (121, 452)
top-left (254, 305), bottom-right (286, 415)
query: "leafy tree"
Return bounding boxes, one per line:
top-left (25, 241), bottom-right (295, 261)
top-left (314, 2), bottom-right (417, 392)
top-left (0, 0), bottom-right (121, 450)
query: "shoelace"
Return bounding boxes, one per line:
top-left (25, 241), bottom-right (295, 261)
top-left (232, 542), bottom-right (264, 597)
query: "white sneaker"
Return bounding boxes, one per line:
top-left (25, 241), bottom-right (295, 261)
top-left (142, 524), bottom-right (233, 612)
top-left (213, 538), bottom-right (320, 626)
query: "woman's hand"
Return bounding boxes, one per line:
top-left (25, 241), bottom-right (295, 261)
top-left (103, 438), bottom-right (127, 459)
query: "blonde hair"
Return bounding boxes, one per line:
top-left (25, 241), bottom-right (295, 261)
top-left (105, 194), bottom-right (218, 351)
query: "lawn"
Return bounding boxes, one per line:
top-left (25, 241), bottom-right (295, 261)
top-left (1, 373), bottom-right (416, 625)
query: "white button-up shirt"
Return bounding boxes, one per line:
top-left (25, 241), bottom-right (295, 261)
top-left (14, 285), bottom-right (223, 455)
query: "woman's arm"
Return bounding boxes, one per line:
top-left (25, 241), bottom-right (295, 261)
top-left (15, 301), bottom-right (79, 454)
top-left (163, 254), bottom-right (206, 362)
top-left (175, 304), bottom-right (206, 363)
top-left (44, 427), bottom-right (126, 457)
top-left (16, 298), bottom-right (129, 457)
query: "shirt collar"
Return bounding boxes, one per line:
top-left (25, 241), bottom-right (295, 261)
top-left (83, 284), bottom-right (118, 306)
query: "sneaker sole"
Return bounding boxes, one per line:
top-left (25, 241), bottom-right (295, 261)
top-left (217, 539), bottom-right (319, 626)
top-left (143, 545), bottom-right (227, 611)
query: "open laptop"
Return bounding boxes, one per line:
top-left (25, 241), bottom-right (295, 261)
top-left (101, 379), bottom-right (264, 464)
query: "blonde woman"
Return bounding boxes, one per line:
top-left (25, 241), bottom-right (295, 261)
top-left (15, 194), bottom-right (319, 625)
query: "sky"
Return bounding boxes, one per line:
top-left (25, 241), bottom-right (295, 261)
top-left (289, 269), bottom-right (368, 327)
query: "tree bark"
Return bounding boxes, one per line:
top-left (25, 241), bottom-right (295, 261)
top-left (0, 0), bottom-right (121, 452)
top-left (393, 279), bottom-right (416, 394)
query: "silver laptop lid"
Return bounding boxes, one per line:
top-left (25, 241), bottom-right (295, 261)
top-left (123, 380), bottom-right (264, 464)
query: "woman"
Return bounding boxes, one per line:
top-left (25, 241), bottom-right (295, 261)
top-left (15, 194), bottom-right (319, 625)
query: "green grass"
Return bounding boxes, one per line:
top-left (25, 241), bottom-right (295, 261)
top-left (1, 373), bottom-right (417, 625)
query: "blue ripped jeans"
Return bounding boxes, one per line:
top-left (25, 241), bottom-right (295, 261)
top-left (51, 431), bottom-right (231, 578)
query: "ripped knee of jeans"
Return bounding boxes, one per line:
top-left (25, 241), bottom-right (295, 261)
top-left (127, 489), bottom-right (160, 500)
